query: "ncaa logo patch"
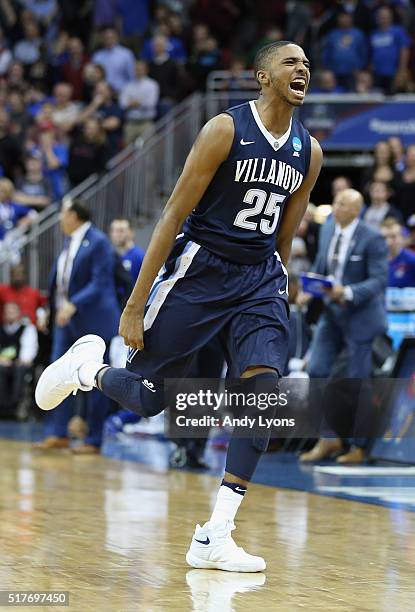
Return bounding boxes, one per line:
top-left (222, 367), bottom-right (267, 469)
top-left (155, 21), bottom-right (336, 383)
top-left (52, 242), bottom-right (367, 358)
top-left (292, 136), bottom-right (302, 157)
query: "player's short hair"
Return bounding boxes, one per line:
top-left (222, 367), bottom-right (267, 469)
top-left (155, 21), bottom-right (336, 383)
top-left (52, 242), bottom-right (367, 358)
top-left (68, 199), bottom-right (91, 223)
top-left (253, 41), bottom-right (294, 85)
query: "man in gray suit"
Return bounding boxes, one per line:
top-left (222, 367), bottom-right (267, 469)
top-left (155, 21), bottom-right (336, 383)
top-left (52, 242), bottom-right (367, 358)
top-left (300, 188), bottom-right (388, 463)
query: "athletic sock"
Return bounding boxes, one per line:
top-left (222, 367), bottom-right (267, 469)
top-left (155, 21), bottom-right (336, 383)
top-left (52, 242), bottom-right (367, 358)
top-left (209, 480), bottom-right (247, 526)
top-left (78, 361), bottom-right (109, 387)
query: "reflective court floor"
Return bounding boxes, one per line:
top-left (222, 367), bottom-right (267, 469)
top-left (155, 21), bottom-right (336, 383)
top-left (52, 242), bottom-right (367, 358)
top-left (1, 436), bottom-right (415, 612)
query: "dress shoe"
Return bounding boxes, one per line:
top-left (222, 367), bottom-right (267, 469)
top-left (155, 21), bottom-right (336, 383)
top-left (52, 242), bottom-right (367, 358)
top-left (336, 446), bottom-right (365, 464)
top-left (33, 436), bottom-right (69, 450)
top-left (71, 444), bottom-right (100, 455)
top-left (299, 438), bottom-right (343, 462)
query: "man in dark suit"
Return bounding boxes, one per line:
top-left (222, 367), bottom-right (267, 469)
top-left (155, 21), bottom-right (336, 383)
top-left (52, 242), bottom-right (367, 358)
top-left (36, 200), bottom-right (120, 453)
top-left (300, 188), bottom-right (388, 463)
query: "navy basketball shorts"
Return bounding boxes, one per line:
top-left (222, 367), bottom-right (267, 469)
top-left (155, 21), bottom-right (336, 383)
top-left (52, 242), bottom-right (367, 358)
top-left (126, 236), bottom-right (290, 380)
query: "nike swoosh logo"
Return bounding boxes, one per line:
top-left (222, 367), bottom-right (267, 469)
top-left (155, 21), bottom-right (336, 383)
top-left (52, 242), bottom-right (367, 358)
top-left (234, 487), bottom-right (246, 493)
top-left (278, 289), bottom-right (286, 295)
top-left (194, 537), bottom-right (210, 545)
top-left (142, 381), bottom-right (156, 393)
top-left (240, 139), bottom-right (255, 145)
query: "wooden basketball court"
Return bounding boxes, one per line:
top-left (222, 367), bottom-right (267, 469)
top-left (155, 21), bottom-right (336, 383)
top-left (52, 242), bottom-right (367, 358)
top-left (1, 438), bottom-right (414, 611)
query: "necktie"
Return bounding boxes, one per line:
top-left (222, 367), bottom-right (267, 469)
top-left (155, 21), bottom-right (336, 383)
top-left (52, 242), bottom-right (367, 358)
top-left (61, 237), bottom-right (72, 295)
top-left (329, 232), bottom-right (343, 277)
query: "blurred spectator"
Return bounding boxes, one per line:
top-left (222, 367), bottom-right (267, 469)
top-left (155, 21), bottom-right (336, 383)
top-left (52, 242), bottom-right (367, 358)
top-left (363, 181), bottom-right (403, 231)
top-left (119, 60), bottom-right (159, 144)
top-left (188, 35), bottom-right (221, 91)
top-left (37, 129), bottom-right (69, 200)
top-left (285, 0), bottom-right (313, 50)
top-left (14, 152), bottom-right (52, 209)
top-left (68, 118), bottom-right (109, 186)
top-left (0, 301), bottom-right (38, 418)
top-left (0, 27), bottom-right (12, 76)
top-left (289, 236), bottom-right (311, 275)
top-left (369, 6), bottom-right (411, 93)
top-left (0, 263), bottom-right (47, 323)
top-left (118, 0), bottom-right (150, 41)
top-left (148, 35), bottom-right (181, 116)
top-left (311, 70), bottom-right (344, 94)
top-left (296, 204), bottom-right (320, 261)
top-left (248, 26), bottom-right (283, 66)
top-left (223, 58), bottom-right (258, 106)
top-left (142, 26), bottom-right (187, 63)
top-left (19, 0), bottom-right (58, 27)
top-left (388, 136), bottom-right (406, 173)
top-left (0, 107), bottom-right (23, 179)
top-left (363, 140), bottom-right (397, 193)
top-left (77, 81), bottom-right (123, 154)
top-left (332, 175), bottom-right (352, 199)
top-left (109, 217), bottom-right (144, 284)
top-left (51, 82), bottom-right (82, 132)
top-left (0, 178), bottom-right (35, 239)
top-left (381, 218), bottom-right (415, 288)
top-left (406, 215), bottom-right (415, 252)
top-left (13, 19), bottom-right (42, 68)
top-left (92, 27), bottom-right (135, 92)
top-left (7, 60), bottom-right (28, 91)
top-left (396, 144), bottom-right (415, 223)
top-left (81, 62), bottom-right (106, 103)
top-left (93, 0), bottom-right (119, 30)
top-left (322, 11), bottom-right (367, 91)
top-left (34, 100), bottom-right (56, 130)
top-left (354, 70), bottom-right (377, 94)
top-left (60, 38), bottom-right (89, 100)
top-left (8, 88), bottom-right (32, 142)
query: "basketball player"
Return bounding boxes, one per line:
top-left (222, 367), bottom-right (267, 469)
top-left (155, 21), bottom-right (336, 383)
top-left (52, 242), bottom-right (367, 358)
top-left (36, 41), bottom-right (322, 572)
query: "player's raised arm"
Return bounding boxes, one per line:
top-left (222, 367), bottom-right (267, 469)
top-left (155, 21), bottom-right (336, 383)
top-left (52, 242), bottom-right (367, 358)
top-left (275, 137), bottom-right (323, 267)
top-left (119, 113), bottom-right (235, 349)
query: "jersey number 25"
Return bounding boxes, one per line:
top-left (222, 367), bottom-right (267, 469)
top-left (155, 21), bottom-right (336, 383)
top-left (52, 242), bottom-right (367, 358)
top-left (233, 189), bottom-right (285, 234)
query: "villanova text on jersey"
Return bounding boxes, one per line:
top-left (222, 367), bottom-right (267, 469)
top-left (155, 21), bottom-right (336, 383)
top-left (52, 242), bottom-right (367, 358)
top-left (184, 100), bottom-right (311, 264)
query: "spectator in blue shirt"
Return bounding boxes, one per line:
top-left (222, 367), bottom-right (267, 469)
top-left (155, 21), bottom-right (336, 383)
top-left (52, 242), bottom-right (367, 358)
top-left (37, 130), bottom-right (69, 201)
top-left (310, 70), bottom-right (345, 94)
top-left (92, 27), bottom-right (135, 92)
top-left (322, 11), bottom-right (368, 91)
top-left (381, 218), bottom-right (415, 287)
top-left (141, 26), bottom-right (187, 63)
top-left (0, 178), bottom-right (35, 240)
top-left (370, 6), bottom-right (411, 93)
top-left (109, 217), bottom-right (144, 283)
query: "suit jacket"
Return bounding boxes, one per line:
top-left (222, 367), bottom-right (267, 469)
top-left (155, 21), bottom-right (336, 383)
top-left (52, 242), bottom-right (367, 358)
top-left (49, 225), bottom-right (120, 339)
top-left (312, 218), bottom-right (388, 341)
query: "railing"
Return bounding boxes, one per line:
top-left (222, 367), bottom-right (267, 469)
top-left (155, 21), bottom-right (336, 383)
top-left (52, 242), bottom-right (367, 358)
top-left (5, 75), bottom-right (412, 290)
top-left (0, 93), bottom-right (204, 290)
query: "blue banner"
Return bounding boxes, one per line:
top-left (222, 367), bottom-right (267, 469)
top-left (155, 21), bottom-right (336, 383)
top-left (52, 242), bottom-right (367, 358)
top-left (299, 98), bottom-right (415, 150)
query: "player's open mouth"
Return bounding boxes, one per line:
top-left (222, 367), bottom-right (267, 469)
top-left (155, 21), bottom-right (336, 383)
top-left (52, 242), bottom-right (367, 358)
top-left (289, 78), bottom-right (307, 97)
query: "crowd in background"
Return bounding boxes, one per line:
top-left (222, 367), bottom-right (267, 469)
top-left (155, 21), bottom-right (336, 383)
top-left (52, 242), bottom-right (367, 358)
top-left (0, 1), bottom-right (413, 244)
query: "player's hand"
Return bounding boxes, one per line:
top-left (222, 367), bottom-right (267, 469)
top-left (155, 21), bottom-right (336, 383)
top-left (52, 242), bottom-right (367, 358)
top-left (119, 304), bottom-right (145, 350)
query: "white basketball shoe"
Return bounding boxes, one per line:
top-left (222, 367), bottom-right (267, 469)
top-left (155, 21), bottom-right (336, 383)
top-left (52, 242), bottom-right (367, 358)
top-left (35, 335), bottom-right (106, 411)
top-left (186, 520), bottom-right (266, 572)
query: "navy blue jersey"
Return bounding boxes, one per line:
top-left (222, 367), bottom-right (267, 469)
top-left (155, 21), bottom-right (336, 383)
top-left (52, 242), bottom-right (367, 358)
top-left (184, 100), bottom-right (312, 264)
